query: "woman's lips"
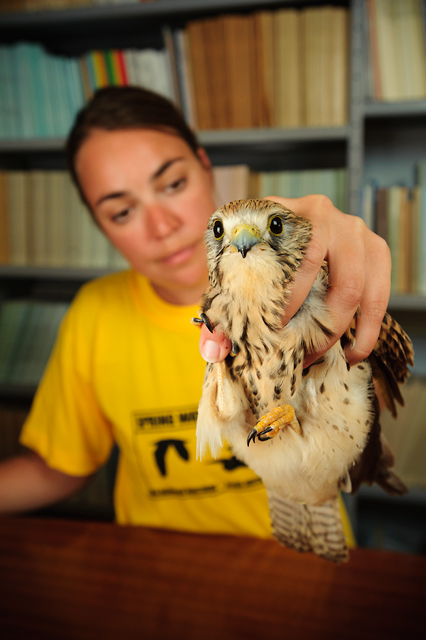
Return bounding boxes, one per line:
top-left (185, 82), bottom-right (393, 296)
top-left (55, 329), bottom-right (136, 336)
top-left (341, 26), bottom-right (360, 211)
top-left (160, 243), bottom-right (198, 266)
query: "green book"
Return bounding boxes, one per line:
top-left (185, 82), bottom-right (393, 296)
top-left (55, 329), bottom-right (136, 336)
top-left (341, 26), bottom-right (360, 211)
top-left (0, 301), bottom-right (31, 383)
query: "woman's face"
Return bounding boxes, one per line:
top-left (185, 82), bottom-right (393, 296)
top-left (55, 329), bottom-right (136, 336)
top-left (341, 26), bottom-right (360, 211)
top-left (75, 127), bottom-right (216, 304)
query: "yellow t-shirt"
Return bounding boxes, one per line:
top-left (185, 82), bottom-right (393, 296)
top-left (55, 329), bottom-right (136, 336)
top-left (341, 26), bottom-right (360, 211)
top-left (20, 269), bottom-right (355, 545)
top-left (20, 270), bottom-right (271, 537)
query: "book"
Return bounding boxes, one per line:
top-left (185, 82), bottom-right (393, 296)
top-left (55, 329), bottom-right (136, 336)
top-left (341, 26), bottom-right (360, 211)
top-left (28, 170), bottom-right (47, 266)
top-left (173, 29), bottom-right (197, 128)
top-left (0, 301), bottom-right (31, 383)
top-left (44, 171), bottom-right (70, 267)
top-left (253, 11), bottom-right (274, 128)
top-left (419, 186), bottom-right (426, 294)
top-left (274, 9), bottom-right (301, 128)
top-left (328, 7), bottom-right (349, 126)
top-left (0, 172), bottom-right (9, 264)
top-left (213, 165), bottom-right (250, 207)
top-left (186, 19), bottom-right (213, 130)
top-left (223, 14), bottom-right (254, 129)
top-left (6, 171), bottom-right (28, 266)
top-left (203, 17), bottom-right (229, 130)
top-left (7, 301), bottom-right (69, 386)
top-left (367, 0), bottom-right (426, 102)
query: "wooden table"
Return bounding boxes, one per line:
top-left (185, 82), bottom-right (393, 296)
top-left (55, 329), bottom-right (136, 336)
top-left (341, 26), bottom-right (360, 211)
top-left (0, 516), bottom-right (425, 640)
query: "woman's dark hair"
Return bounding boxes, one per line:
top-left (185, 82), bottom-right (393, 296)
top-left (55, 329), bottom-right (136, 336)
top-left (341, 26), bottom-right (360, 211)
top-left (66, 86), bottom-right (201, 206)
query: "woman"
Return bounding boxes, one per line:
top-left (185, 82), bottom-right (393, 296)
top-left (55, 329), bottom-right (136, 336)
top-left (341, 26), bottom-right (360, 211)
top-left (0, 88), bottom-right (390, 541)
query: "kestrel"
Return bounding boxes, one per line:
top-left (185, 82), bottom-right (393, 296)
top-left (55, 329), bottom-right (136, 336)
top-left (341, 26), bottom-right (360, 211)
top-left (194, 199), bottom-right (413, 563)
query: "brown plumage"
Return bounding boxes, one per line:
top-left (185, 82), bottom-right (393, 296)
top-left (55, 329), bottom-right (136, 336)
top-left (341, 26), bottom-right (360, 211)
top-left (195, 199), bottom-right (413, 563)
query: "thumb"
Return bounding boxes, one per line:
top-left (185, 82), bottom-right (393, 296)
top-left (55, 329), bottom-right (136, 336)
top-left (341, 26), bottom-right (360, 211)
top-left (199, 324), bottom-right (232, 363)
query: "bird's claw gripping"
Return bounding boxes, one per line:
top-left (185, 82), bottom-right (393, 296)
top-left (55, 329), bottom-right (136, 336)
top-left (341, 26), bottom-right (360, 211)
top-left (247, 404), bottom-right (301, 446)
top-left (191, 311), bottom-right (214, 333)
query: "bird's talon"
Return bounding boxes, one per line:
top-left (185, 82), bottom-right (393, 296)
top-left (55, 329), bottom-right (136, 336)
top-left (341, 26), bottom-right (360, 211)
top-left (257, 427), bottom-right (274, 441)
top-left (191, 311), bottom-right (214, 333)
top-left (247, 429), bottom-right (257, 446)
top-left (247, 404), bottom-right (301, 446)
top-left (200, 313), bottom-right (214, 333)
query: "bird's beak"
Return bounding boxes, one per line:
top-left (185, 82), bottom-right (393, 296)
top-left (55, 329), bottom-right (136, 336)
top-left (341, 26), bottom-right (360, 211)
top-left (230, 224), bottom-right (261, 258)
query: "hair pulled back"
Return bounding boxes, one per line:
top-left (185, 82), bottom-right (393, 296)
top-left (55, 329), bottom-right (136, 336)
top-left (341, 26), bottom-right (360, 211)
top-left (66, 86), bottom-right (200, 204)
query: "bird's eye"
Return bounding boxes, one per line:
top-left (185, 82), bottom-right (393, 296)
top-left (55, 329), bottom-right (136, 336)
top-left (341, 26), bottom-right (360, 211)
top-left (213, 219), bottom-right (224, 239)
top-left (269, 215), bottom-right (283, 235)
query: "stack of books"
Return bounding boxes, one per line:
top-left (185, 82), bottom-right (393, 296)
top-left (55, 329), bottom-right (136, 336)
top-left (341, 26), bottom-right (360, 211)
top-left (366, 0), bottom-right (426, 102)
top-left (360, 160), bottom-right (426, 295)
top-left (178, 5), bottom-right (349, 130)
top-left (0, 166), bottom-right (347, 270)
top-left (0, 5), bottom-right (349, 140)
top-left (0, 43), bottom-right (174, 139)
top-left (0, 170), bottom-right (128, 269)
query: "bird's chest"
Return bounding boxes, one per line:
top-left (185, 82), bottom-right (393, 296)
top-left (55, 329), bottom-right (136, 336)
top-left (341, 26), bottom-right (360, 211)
top-left (230, 349), bottom-right (297, 425)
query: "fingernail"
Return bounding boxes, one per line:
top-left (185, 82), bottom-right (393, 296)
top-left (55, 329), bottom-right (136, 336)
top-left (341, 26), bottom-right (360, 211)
top-left (202, 340), bottom-right (221, 363)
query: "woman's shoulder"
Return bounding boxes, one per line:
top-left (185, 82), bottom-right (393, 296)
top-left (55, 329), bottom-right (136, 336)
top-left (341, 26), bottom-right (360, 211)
top-left (75, 269), bottom-right (135, 306)
top-left (65, 270), bottom-right (137, 328)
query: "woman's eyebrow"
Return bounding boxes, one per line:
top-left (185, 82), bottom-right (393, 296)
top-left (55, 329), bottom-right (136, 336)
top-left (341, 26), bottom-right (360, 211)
top-left (95, 157), bottom-right (185, 206)
top-left (96, 191), bottom-right (128, 206)
top-left (152, 156), bottom-right (184, 180)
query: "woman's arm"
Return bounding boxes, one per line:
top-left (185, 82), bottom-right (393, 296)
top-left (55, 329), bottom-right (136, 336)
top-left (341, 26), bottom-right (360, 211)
top-left (199, 194), bottom-right (391, 368)
top-left (0, 451), bottom-right (93, 514)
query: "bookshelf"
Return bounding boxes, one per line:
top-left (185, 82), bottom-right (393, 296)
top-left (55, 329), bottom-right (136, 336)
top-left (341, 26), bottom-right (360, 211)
top-left (0, 0), bottom-right (426, 546)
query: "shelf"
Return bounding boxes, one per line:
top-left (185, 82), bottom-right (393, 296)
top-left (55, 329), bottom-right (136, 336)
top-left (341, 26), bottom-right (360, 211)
top-left (0, 0), bottom-right (319, 28)
top-left (355, 484), bottom-right (426, 507)
top-left (364, 100), bottom-right (426, 118)
top-left (0, 265), bottom-right (119, 281)
top-left (200, 126), bottom-right (349, 147)
top-left (388, 295), bottom-right (426, 312)
top-left (0, 0), bottom-right (326, 46)
top-left (0, 126), bottom-right (349, 155)
top-left (0, 383), bottom-right (37, 401)
top-left (0, 138), bottom-right (65, 153)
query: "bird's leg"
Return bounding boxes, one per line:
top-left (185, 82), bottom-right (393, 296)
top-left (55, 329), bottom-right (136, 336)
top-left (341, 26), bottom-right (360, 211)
top-left (247, 405), bottom-right (301, 446)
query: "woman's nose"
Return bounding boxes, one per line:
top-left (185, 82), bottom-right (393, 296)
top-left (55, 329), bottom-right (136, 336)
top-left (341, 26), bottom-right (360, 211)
top-left (145, 203), bottom-right (180, 239)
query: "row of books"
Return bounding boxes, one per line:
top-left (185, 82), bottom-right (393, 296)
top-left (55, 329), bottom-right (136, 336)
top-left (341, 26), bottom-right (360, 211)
top-left (360, 178), bottom-right (426, 295)
top-left (179, 5), bottom-right (349, 130)
top-left (0, 5), bottom-right (349, 139)
top-left (0, 166), bottom-right (347, 269)
top-left (366, 0), bottom-right (426, 102)
top-left (215, 165), bottom-right (347, 213)
top-left (0, 43), bottom-right (173, 139)
top-left (0, 299), bottom-right (68, 387)
top-left (0, 170), bottom-right (128, 269)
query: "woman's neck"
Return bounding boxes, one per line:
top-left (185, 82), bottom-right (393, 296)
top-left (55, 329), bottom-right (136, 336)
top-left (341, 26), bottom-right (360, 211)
top-left (151, 279), bottom-right (209, 306)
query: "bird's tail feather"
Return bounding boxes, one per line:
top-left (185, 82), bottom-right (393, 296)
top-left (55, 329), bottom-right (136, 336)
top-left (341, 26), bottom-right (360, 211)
top-left (267, 489), bottom-right (349, 563)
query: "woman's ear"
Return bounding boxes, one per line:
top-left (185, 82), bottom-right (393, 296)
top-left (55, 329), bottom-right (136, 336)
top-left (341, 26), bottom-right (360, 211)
top-left (197, 147), bottom-right (213, 183)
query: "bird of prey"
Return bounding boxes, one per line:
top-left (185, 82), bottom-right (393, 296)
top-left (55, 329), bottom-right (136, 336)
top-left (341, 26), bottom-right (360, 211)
top-left (194, 198), bottom-right (413, 563)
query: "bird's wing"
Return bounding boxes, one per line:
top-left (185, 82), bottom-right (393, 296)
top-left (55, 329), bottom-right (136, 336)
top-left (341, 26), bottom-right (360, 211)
top-left (368, 312), bottom-right (414, 417)
top-left (342, 311), bottom-right (414, 418)
top-left (266, 488), bottom-right (348, 564)
top-left (343, 311), bottom-right (411, 497)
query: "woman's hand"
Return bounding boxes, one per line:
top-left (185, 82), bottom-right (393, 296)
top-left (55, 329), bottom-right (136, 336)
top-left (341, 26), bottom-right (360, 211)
top-left (199, 194), bottom-right (391, 368)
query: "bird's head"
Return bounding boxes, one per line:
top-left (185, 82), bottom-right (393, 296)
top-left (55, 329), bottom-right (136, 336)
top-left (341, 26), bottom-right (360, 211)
top-left (205, 199), bottom-right (312, 289)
